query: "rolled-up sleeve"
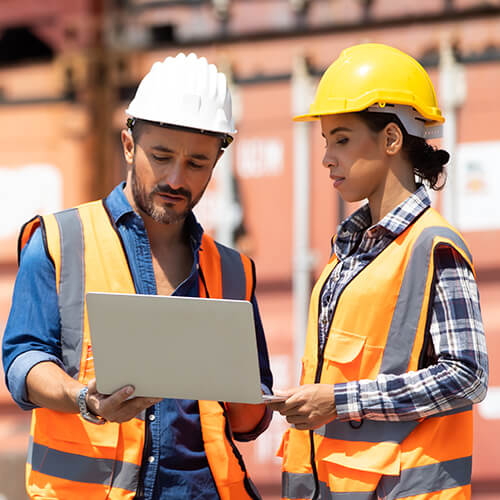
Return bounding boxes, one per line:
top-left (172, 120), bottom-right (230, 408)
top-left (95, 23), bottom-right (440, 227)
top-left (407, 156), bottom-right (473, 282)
top-left (334, 245), bottom-right (488, 421)
top-left (2, 227), bottom-right (62, 410)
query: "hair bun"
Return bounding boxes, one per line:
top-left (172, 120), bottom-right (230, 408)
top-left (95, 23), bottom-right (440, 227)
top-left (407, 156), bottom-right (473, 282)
top-left (434, 149), bottom-right (450, 166)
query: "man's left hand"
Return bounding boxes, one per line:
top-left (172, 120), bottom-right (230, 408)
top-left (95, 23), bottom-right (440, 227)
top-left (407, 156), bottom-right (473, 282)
top-left (267, 384), bottom-right (337, 431)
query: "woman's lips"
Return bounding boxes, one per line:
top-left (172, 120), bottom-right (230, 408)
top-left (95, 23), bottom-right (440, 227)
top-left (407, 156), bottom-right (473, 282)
top-left (330, 176), bottom-right (345, 189)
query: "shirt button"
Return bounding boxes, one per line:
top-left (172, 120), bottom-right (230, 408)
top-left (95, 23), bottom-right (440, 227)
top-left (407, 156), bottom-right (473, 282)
top-left (148, 414), bottom-right (156, 422)
top-left (148, 456), bottom-right (155, 464)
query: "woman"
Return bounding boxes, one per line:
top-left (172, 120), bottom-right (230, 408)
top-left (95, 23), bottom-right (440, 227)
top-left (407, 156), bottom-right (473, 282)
top-left (269, 43), bottom-right (488, 500)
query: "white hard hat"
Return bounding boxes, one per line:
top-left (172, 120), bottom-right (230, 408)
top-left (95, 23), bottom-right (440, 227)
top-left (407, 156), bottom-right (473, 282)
top-left (126, 53), bottom-right (236, 143)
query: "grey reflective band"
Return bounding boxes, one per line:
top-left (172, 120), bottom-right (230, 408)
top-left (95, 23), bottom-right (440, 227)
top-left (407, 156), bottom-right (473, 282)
top-left (315, 419), bottom-right (418, 443)
top-left (380, 226), bottom-right (473, 375)
top-left (215, 241), bottom-right (248, 300)
top-left (377, 456), bottom-right (472, 499)
top-left (282, 471), bottom-right (315, 499)
top-left (282, 473), bottom-right (378, 500)
top-left (284, 457), bottom-right (471, 499)
top-left (318, 481), bottom-right (377, 499)
top-left (314, 405), bottom-right (471, 443)
top-left (54, 209), bottom-right (86, 379)
top-left (432, 404), bottom-right (472, 418)
top-left (27, 437), bottom-right (140, 491)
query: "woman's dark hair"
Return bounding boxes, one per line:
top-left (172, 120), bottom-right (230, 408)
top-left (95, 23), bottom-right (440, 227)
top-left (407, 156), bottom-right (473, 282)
top-left (357, 110), bottom-right (449, 190)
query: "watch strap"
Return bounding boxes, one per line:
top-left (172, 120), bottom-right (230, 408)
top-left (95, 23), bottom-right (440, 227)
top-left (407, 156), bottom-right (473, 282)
top-left (77, 386), bottom-right (106, 425)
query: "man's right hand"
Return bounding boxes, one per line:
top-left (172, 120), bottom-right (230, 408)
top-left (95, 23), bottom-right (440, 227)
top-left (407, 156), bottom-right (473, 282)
top-left (86, 378), bottom-right (162, 423)
top-left (26, 361), bottom-right (162, 421)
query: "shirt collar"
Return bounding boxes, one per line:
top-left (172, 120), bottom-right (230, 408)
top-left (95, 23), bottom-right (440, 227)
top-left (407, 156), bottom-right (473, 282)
top-left (376, 183), bottom-right (431, 236)
top-left (105, 182), bottom-right (135, 223)
top-left (104, 182), bottom-right (204, 252)
top-left (334, 184), bottom-right (431, 252)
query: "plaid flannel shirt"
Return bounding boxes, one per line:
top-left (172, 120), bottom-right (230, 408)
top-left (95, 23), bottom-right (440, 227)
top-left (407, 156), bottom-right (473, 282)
top-left (319, 185), bottom-right (489, 421)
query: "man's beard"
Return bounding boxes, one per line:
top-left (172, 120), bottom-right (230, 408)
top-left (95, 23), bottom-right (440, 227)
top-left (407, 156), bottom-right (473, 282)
top-left (131, 162), bottom-right (206, 225)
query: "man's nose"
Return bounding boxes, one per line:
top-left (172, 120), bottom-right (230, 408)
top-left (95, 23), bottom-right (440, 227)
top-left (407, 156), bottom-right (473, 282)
top-left (162, 161), bottom-right (185, 190)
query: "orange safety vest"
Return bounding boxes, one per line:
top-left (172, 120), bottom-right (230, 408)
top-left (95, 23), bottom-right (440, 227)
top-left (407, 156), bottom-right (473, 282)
top-left (278, 208), bottom-right (475, 500)
top-left (19, 200), bottom-right (261, 500)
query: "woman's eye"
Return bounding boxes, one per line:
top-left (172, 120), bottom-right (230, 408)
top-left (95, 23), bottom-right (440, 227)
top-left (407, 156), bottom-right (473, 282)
top-left (337, 137), bottom-right (348, 145)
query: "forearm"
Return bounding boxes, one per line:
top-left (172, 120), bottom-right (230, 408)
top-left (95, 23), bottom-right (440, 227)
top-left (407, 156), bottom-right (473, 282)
top-left (26, 361), bottom-right (82, 413)
top-left (334, 357), bottom-right (487, 422)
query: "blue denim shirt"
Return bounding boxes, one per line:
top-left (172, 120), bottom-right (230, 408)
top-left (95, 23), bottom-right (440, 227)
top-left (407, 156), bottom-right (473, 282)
top-left (2, 183), bottom-right (273, 499)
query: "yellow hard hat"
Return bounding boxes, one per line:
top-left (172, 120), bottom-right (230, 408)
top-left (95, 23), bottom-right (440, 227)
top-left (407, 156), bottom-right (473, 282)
top-left (294, 43), bottom-right (444, 136)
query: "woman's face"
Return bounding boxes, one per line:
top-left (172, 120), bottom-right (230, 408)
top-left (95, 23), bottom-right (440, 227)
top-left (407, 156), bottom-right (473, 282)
top-left (320, 113), bottom-right (389, 203)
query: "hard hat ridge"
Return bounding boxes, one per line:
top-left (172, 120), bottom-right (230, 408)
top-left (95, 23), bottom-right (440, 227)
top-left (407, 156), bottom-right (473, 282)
top-left (126, 52), bottom-right (236, 141)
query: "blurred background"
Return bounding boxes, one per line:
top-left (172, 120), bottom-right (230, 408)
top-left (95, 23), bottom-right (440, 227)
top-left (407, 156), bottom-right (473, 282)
top-left (0, 0), bottom-right (499, 498)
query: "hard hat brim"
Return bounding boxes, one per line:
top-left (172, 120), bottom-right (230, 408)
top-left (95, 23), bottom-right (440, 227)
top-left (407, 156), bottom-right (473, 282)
top-left (293, 101), bottom-right (445, 125)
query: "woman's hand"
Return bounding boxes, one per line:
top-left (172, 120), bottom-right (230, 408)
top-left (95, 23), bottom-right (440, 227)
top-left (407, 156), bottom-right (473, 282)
top-left (267, 384), bottom-right (337, 430)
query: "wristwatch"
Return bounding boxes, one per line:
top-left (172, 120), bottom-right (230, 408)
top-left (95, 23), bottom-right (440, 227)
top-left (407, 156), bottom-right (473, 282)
top-left (77, 386), bottom-right (106, 425)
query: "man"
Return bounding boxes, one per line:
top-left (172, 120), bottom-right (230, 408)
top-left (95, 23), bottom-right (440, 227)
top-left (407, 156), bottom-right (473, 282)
top-left (2, 52), bottom-right (273, 499)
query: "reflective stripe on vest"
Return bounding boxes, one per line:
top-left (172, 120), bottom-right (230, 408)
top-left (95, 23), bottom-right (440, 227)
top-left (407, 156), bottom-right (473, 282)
top-left (282, 471), bottom-right (316, 499)
top-left (55, 209), bottom-right (86, 378)
top-left (27, 436), bottom-right (140, 491)
top-left (283, 458), bottom-right (472, 500)
top-left (281, 208), bottom-right (475, 500)
top-left (376, 456), bottom-right (472, 499)
top-left (215, 240), bottom-right (248, 299)
top-left (314, 405), bottom-right (472, 442)
top-left (21, 201), bottom-right (258, 500)
top-left (380, 226), bottom-right (473, 375)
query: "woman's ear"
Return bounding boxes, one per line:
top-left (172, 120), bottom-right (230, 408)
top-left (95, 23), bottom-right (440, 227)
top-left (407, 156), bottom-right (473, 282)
top-left (121, 129), bottom-right (135, 165)
top-left (383, 122), bottom-right (404, 156)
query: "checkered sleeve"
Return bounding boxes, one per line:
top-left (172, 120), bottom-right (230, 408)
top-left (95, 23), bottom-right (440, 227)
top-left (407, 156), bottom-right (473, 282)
top-left (334, 245), bottom-right (489, 422)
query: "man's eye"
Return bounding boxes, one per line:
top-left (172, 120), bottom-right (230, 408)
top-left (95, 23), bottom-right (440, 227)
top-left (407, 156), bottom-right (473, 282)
top-left (337, 138), bottom-right (349, 145)
top-left (188, 161), bottom-right (203, 169)
top-left (152, 155), bottom-right (170, 162)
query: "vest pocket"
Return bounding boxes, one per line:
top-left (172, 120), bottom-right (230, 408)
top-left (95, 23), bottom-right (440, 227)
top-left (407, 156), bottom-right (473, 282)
top-left (322, 329), bottom-right (384, 382)
top-left (35, 409), bottom-right (120, 449)
top-left (323, 329), bottom-right (366, 363)
top-left (319, 439), bottom-right (401, 476)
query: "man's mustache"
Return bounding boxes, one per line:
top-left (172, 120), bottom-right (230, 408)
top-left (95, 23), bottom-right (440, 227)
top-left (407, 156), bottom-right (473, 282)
top-left (152, 184), bottom-right (192, 201)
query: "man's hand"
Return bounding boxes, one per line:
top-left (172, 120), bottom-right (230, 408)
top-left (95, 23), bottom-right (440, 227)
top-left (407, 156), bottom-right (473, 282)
top-left (267, 384), bottom-right (337, 431)
top-left (86, 379), bottom-right (162, 423)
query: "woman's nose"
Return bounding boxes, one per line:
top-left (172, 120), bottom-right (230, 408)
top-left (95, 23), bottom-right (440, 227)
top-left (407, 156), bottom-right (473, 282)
top-left (322, 152), bottom-right (336, 169)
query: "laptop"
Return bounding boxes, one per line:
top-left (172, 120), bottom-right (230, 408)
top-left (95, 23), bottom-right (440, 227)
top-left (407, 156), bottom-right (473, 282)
top-left (86, 292), bottom-right (282, 404)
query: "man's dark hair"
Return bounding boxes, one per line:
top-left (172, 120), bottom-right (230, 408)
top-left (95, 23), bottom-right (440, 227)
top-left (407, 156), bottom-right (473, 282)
top-left (126, 118), bottom-right (232, 150)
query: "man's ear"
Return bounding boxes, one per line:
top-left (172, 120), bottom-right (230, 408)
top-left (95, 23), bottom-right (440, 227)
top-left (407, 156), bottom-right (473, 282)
top-left (215, 148), bottom-right (225, 164)
top-left (383, 123), bottom-right (404, 156)
top-left (121, 129), bottom-right (135, 165)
